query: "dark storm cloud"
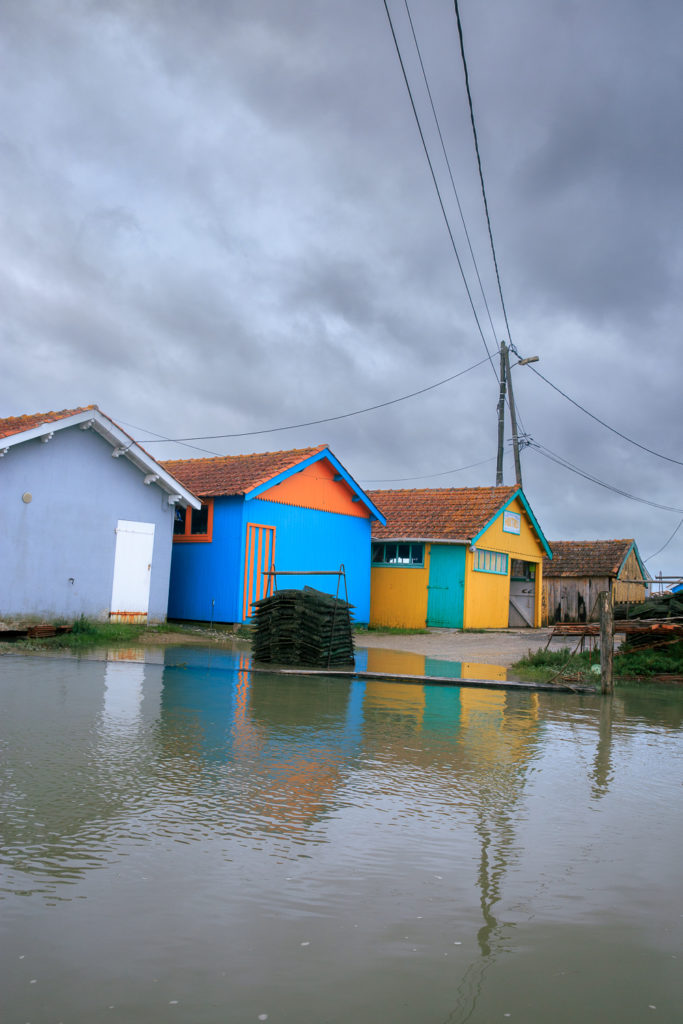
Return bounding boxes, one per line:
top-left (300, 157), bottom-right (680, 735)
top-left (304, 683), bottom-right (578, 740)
top-left (1, 0), bottom-right (681, 574)
top-left (462, 0), bottom-right (683, 325)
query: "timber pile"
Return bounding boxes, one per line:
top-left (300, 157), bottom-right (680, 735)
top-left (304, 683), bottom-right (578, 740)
top-left (252, 587), bottom-right (355, 667)
top-left (620, 621), bottom-right (683, 651)
top-left (615, 592), bottom-right (683, 620)
top-left (613, 593), bottom-right (683, 650)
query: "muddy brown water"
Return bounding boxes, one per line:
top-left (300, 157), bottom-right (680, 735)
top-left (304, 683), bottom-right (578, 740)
top-left (1, 645), bottom-right (682, 1023)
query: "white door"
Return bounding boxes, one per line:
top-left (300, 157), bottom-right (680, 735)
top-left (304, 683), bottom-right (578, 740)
top-left (110, 520), bottom-right (155, 623)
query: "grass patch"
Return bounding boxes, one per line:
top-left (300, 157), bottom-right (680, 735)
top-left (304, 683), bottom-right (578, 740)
top-left (510, 647), bottom-right (596, 684)
top-left (511, 641), bottom-right (683, 684)
top-left (1, 617), bottom-right (245, 652)
top-left (35, 616), bottom-right (147, 650)
top-left (614, 640), bottom-right (683, 679)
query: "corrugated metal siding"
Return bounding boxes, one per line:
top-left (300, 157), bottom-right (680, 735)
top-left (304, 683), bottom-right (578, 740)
top-left (167, 496), bottom-right (244, 621)
top-left (244, 497), bottom-right (373, 623)
top-left (468, 497), bottom-right (544, 627)
top-left (258, 458), bottom-right (368, 518)
top-left (463, 554), bottom-right (510, 628)
top-left (369, 560), bottom-right (430, 628)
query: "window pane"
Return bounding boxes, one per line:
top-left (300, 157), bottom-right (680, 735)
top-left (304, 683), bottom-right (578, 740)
top-left (385, 543), bottom-right (397, 564)
top-left (190, 503), bottom-right (209, 535)
top-left (398, 544), bottom-right (411, 564)
top-left (411, 544), bottom-right (424, 565)
top-left (372, 543), bottom-right (385, 564)
top-left (173, 507), bottom-right (187, 535)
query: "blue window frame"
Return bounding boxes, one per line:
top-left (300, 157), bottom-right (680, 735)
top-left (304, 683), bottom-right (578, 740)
top-left (372, 542), bottom-right (424, 567)
top-left (473, 548), bottom-right (508, 575)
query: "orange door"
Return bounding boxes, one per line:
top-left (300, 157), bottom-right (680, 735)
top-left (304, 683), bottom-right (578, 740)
top-left (242, 523), bottom-right (276, 620)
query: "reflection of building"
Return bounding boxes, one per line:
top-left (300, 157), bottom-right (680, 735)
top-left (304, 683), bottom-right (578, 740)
top-left (159, 649), bottom-right (359, 834)
top-left (368, 486), bottom-right (551, 629)
top-left (156, 647), bottom-right (547, 853)
top-left (357, 647), bottom-right (507, 682)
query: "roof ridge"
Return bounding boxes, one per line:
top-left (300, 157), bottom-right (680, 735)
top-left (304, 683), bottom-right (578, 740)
top-left (0, 405), bottom-right (100, 439)
top-left (162, 443), bottom-right (327, 467)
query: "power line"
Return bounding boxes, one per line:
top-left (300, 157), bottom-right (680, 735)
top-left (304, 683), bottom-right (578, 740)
top-left (139, 352), bottom-right (495, 444)
top-left (528, 363), bottom-right (683, 468)
top-left (452, 0), bottom-right (515, 349)
top-left (528, 441), bottom-right (683, 514)
top-left (401, 0), bottom-right (500, 354)
top-left (644, 517), bottom-right (683, 562)
top-left (381, 0), bottom-right (497, 372)
top-left (117, 421), bottom-right (222, 457)
top-left (361, 454), bottom-right (496, 484)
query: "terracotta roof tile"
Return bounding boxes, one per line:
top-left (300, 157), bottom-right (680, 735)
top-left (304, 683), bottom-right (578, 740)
top-left (543, 540), bottom-right (635, 577)
top-left (367, 486), bottom-right (517, 542)
top-left (160, 445), bottom-right (328, 497)
top-left (0, 405), bottom-right (98, 440)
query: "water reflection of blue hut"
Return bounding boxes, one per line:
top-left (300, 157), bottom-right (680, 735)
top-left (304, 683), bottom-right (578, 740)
top-left (158, 648), bottom-right (364, 834)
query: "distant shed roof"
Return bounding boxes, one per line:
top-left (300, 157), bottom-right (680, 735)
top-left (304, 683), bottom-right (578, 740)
top-left (367, 486), bottom-right (518, 543)
top-left (543, 540), bottom-right (641, 578)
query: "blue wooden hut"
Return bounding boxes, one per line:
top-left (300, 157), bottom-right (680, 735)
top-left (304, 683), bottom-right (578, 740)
top-left (162, 445), bottom-right (385, 625)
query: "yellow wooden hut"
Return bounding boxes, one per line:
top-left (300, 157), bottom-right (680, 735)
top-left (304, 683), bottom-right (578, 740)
top-left (367, 486), bottom-right (551, 629)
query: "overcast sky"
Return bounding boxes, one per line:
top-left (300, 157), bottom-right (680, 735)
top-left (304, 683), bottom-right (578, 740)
top-left (2, 0), bottom-right (682, 578)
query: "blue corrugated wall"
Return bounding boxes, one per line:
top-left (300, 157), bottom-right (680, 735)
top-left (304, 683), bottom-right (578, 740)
top-left (167, 497), bottom-right (244, 621)
top-left (167, 495), bottom-right (373, 624)
top-left (245, 497), bottom-right (373, 624)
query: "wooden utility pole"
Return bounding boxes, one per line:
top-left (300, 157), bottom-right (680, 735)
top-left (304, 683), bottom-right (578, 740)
top-left (598, 591), bottom-right (614, 695)
top-left (503, 344), bottom-right (523, 489)
top-left (495, 342), bottom-right (507, 485)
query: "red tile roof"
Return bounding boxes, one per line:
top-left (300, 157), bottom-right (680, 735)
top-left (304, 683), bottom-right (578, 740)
top-left (160, 445), bottom-right (328, 497)
top-left (367, 486), bottom-right (517, 542)
top-left (543, 540), bottom-right (636, 578)
top-left (0, 405), bottom-right (98, 440)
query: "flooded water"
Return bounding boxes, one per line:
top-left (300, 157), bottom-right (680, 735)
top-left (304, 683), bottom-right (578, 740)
top-left (1, 647), bottom-right (682, 1024)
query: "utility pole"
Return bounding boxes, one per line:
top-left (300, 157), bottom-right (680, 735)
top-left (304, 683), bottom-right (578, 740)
top-left (495, 345), bottom-right (539, 489)
top-left (598, 590), bottom-right (614, 695)
top-left (503, 344), bottom-right (523, 490)
top-left (495, 342), bottom-right (507, 486)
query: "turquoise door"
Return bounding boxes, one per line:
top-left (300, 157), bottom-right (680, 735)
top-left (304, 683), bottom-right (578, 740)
top-left (426, 546), bottom-right (466, 627)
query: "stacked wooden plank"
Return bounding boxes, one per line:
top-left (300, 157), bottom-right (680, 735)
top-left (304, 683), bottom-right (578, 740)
top-left (615, 593), bottom-right (683, 619)
top-left (252, 587), bottom-right (355, 667)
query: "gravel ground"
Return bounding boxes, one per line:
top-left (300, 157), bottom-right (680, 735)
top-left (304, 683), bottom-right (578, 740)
top-left (354, 627), bottom-right (583, 667)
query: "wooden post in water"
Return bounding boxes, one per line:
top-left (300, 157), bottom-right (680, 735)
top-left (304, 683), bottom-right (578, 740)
top-left (599, 591), bottom-right (614, 695)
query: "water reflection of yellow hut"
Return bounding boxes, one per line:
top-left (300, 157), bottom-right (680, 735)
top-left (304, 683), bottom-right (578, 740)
top-left (365, 648), bottom-right (426, 677)
top-left (364, 681), bottom-right (426, 726)
top-left (460, 688), bottom-right (540, 766)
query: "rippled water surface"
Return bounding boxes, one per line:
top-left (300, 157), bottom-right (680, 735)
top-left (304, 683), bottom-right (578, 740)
top-left (1, 648), bottom-right (682, 1023)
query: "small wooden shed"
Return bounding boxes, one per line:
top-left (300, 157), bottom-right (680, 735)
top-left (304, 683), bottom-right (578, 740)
top-left (542, 539), bottom-right (649, 624)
